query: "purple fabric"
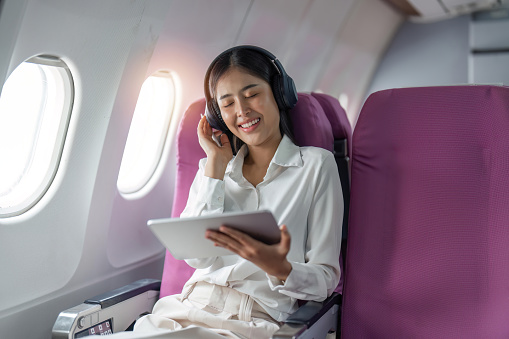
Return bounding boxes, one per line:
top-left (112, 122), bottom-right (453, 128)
top-left (311, 92), bottom-right (352, 157)
top-left (292, 93), bottom-right (334, 150)
top-left (160, 99), bottom-right (206, 297)
top-left (307, 92), bottom-right (352, 294)
top-left (342, 85), bottom-right (509, 338)
top-left (160, 93), bottom-right (349, 298)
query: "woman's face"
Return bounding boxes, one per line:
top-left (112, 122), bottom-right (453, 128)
top-left (215, 67), bottom-right (281, 149)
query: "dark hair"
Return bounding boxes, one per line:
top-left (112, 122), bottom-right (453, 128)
top-left (206, 48), bottom-right (296, 154)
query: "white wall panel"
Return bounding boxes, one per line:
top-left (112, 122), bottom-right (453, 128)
top-left (107, 0), bottom-right (253, 268)
top-left (280, 0), bottom-right (356, 92)
top-left (368, 16), bottom-right (470, 105)
top-left (234, 0), bottom-right (311, 61)
top-left (469, 53), bottom-right (509, 85)
top-left (0, 0), bottom-right (28, 87)
top-left (0, 1), bottom-right (171, 338)
top-left (315, 0), bottom-right (403, 125)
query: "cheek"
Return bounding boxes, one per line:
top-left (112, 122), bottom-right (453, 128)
top-left (220, 110), bottom-right (235, 128)
top-left (222, 114), bottom-right (242, 137)
top-left (265, 95), bottom-right (281, 118)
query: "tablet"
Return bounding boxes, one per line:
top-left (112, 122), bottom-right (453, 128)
top-left (147, 210), bottom-right (281, 260)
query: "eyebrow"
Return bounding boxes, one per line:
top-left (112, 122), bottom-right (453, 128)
top-left (219, 84), bottom-right (259, 101)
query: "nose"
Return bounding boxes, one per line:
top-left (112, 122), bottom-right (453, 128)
top-left (235, 98), bottom-right (250, 117)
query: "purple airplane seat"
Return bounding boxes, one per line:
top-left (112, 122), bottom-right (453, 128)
top-left (342, 85), bottom-right (509, 338)
top-left (311, 92), bottom-right (352, 294)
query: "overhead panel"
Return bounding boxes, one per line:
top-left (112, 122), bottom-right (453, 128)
top-left (470, 6), bottom-right (509, 51)
top-left (407, 0), bottom-right (500, 22)
top-left (233, 0), bottom-right (310, 61)
top-left (315, 0), bottom-right (403, 124)
top-left (281, 0), bottom-right (356, 92)
top-left (469, 6), bottom-right (509, 85)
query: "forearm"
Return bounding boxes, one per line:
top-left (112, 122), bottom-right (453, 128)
top-left (204, 156), bottom-right (229, 180)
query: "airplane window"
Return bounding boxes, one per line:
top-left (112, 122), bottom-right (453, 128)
top-left (117, 70), bottom-right (178, 195)
top-left (0, 56), bottom-right (73, 218)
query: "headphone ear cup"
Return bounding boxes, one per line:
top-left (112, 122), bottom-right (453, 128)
top-left (271, 75), bottom-right (286, 111)
top-left (272, 74), bottom-right (298, 111)
top-left (281, 75), bottom-right (298, 110)
top-left (205, 100), bottom-right (229, 132)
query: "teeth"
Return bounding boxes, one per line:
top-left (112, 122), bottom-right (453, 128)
top-left (240, 118), bottom-right (260, 128)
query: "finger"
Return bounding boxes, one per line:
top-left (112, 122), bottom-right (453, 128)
top-left (203, 117), bottom-right (212, 135)
top-left (279, 225), bottom-right (291, 253)
top-left (198, 116), bottom-right (215, 143)
top-left (212, 236), bottom-right (245, 255)
top-left (206, 230), bottom-right (243, 250)
top-left (219, 226), bottom-right (256, 245)
top-left (197, 115), bottom-right (207, 136)
top-left (220, 133), bottom-right (230, 146)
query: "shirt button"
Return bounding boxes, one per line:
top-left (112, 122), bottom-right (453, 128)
top-left (218, 196), bottom-right (223, 202)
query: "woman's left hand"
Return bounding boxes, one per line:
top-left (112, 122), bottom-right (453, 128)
top-left (205, 225), bottom-right (293, 281)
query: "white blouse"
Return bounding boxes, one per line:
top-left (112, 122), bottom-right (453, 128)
top-left (181, 135), bottom-right (343, 322)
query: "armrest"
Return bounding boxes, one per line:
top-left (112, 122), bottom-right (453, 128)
top-left (85, 279), bottom-right (161, 308)
top-left (52, 279), bottom-right (161, 339)
top-left (272, 292), bottom-right (342, 339)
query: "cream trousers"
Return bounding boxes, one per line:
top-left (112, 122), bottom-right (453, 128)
top-left (96, 282), bottom-right (281, 339)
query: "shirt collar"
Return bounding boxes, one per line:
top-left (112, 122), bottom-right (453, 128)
top-left (272, 134), bottom-right (303, 168)
top-left (226, 135), bottom-right (302, 182)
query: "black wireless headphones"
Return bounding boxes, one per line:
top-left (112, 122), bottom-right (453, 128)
top-left (204, 45), bottom-right (298, 133)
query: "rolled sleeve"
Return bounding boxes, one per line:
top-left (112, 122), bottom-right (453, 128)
top-left (266, 261), bottom-right (335, 301)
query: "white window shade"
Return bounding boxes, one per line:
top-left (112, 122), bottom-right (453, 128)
top-left (0, 56), bottom-right (74, 217)
top-left (117, 71), bottom-right (177, 195)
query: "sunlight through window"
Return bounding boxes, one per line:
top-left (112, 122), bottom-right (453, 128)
top-left (0, 56), bottom-right (73, 217)
top-left (117, 70), bottom-right (178, 195)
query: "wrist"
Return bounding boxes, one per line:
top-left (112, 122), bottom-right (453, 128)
top-left (204, 157), bottom-right (228, 180)
top-left (275, 260), bottom-right (292, 282)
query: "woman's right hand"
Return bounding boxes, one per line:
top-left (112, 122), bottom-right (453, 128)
top-left (198, 114), bottom-right (233, 180)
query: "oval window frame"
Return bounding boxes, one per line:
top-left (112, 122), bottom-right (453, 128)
top-left (117, 70), bottom-right (179, 196)
top-left (0, 55), bottom-right (74, 218)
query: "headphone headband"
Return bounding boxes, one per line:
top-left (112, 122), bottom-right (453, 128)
top-left (204, 45), bottom-right (298, 133)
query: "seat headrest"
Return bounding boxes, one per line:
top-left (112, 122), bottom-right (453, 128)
top-left (291, 93), bottom-right (334, 151)
top-left (311, 92), bottom-right (352, 156)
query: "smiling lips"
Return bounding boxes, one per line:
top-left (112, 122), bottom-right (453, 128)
top-left (239, 118), bottom-right (260, 129)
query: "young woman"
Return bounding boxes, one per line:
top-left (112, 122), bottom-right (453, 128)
top-left (132, 46), bottom-right (344, 339)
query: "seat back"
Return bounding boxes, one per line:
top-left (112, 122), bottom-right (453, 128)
top-left (311, 92), bottom-right (351, 294)
top-left (342, 85), bottom-right (509, 337)
top-left (160, 93), bottom-right (351, 297)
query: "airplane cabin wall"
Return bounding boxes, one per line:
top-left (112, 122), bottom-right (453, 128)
top-left (0, 1), bottom-right (173, 338)
top-left (367, 7), bottom-right (509, 105)
top-left (368, 15), bottom-right (470, 97)
top-left (0, 1), bottom-right (403, 338)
